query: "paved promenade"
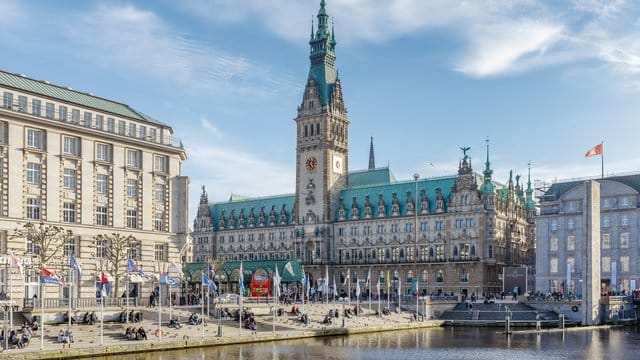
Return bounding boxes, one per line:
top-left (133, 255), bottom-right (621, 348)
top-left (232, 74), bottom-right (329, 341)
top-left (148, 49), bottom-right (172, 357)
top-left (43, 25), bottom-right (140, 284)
top-left (0, 302), bottom-right (443, 359)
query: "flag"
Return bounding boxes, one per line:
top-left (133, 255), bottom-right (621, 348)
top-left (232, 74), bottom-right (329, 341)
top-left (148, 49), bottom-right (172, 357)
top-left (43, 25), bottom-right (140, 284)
top-left (585, 143), bottom-right (603, 157)
top-left (41, 266), bottom-right (65, 286)
top-left (160, 273), bottom-right (178, 287)
top-left (332, 274), bottom-right (338, 299)
top-left (304, 272), bottom-right (311, 299)
top-left (366, 269), bottom-right (371, 288)
top-left (70, 255), bottom-right (83, 279)
top-left (398, 275), bottom-right (402, 296)
top-left (355, 272), bottom-right (361, 297)
top-left (9, 251), bottom-right (24, 278)
top-left (325, 266), bottom-right (329, 293)
top-left (411, 278), bottom-right (418, 296)
top-left (127, 258), bottom-right (146, 276)
top-left (239, 261), bottom-right (245, 296)
top-left (343, 268), bottom-right (350, 285)
top-left (376, 276), bottom-right (381, 295)
top-left (274, 266), bottom-right (281, 299)
top-left (101, 271), bottom-right (113, 296)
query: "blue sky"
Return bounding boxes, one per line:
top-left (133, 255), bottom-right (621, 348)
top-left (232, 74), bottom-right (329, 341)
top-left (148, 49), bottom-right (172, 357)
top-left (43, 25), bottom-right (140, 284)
top-left (2, 0), bottom-right (640, 220)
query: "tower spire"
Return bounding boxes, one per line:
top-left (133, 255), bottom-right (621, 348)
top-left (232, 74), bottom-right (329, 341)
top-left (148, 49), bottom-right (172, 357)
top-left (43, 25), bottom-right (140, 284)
top-left (368, 136), bottom-right (376, 170)
top-left (525, 161), bottom-right (535, 209)
top-left (481, 137), bottom-right (494, 193)
top-left (306, 0), bottom-right (337, 106)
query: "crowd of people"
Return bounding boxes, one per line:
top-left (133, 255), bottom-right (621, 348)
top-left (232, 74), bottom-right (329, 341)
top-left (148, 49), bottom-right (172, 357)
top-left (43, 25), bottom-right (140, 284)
top-left (118, 310), bottom-right (143, 323)
top-left (0, 323), bottom-right (33, 349)
top-left (57, 327), bottom-right (74, 348)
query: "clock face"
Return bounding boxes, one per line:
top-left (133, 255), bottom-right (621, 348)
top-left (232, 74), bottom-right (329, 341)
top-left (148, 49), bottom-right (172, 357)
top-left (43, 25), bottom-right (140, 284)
top-left (305, 157), bottom-right (318, 172)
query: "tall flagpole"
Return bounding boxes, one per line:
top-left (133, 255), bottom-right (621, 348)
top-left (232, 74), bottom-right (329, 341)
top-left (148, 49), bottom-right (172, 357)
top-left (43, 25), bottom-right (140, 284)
top-left (39, 272), bottom-right (44, 350)
top-left (201, 277), bottom-right (205, 339)
top-left (126, 270), bottom-right (129, 325)
top-left (68, 269), bottom-right (72, 328)
top-left (9, 263), bottom-right (12, 331)
top-left (368, 268), bottom-right (372, 312)
top-left (158, 277), bottom-right (162, 342)
top-left (601, 141), bottom-right (604, 179)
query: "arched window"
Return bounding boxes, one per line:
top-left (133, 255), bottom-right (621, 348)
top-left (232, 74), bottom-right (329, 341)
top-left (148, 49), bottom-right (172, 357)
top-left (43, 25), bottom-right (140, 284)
top-left (471, 245), bottom-right (476, 256)
top-left (436, 269), bottom-right (444, 283)
top-left (429, 247), bottom-right (434, 257)
top-left (304, 125), bottom-right (308, 137)
top-left (371, 250), bottom-right (377, 260)
top-left (453, 246), bottom-right (459, 257)
top-left (422, 270), bottom-right (428, 282)
top-left (310, 124), bottom-right (314, 136)
top-left (385, 248), bottom-right (390, 259)
top-left (316, 123), bottom-right (320, 135)
top-left (399, 248), bottom-right (405, 259)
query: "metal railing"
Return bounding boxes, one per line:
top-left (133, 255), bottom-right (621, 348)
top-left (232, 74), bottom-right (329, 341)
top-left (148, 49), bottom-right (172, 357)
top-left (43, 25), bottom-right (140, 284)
top-left (24, 297), bottom-right (140, 309)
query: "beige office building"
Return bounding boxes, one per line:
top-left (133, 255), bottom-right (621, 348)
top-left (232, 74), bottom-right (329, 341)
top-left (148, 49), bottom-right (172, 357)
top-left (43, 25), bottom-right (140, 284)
top-left (0, 71), bottom-right (189, 305)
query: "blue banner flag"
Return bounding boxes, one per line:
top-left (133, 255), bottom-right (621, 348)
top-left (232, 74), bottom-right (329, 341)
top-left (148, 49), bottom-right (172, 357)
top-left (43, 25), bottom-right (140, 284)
top-left (69, 255), bottom-right (83, 279)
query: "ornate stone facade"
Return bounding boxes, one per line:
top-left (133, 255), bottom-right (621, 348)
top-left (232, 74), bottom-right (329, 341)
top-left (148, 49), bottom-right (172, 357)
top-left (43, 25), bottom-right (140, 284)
top-left (193, 1), bottom-right (535, 296)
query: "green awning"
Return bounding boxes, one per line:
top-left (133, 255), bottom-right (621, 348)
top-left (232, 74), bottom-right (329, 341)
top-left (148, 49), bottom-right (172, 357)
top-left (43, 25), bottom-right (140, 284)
top-left (219, 260), bottom-right (303, 283)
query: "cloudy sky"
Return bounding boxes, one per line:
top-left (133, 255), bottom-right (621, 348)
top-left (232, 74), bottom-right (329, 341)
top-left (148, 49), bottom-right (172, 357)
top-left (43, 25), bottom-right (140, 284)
top-left (2, 0), bottom-right (640, 220)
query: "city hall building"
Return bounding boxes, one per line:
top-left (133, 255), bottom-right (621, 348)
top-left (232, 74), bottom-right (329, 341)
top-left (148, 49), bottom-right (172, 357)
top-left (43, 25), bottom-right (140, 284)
top-left (0, 70), bottom-right (190, 305)
top-left (193, 1), bottom-right (535, 297)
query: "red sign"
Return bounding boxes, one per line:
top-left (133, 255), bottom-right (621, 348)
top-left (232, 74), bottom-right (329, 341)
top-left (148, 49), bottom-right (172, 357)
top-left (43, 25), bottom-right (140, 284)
top-left (250, 274), bottom-right (271, 297)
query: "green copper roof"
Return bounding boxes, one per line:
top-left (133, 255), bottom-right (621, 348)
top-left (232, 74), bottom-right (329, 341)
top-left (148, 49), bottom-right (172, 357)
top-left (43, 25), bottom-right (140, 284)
top-left (308, 1), bottom-right (337, 105)
top-left (339, 176), bottom-right (457, 218)
top-left (544, 174), bottom-right (640, 200)
top-left (209, 194), bottom-right (295, 229)
top-left (348, 167), bottom-right (397, 188)
top-left (0, 70), bottom-right (168, 127)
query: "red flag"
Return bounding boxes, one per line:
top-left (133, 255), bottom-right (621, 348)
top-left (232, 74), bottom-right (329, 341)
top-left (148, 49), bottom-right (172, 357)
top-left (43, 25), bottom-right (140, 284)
top-left (585, 143), bottom-right (603, 157)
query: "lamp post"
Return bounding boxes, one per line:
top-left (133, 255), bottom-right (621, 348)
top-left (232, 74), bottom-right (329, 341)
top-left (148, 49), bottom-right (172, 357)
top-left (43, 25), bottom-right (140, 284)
top-left (413, 173), bottom-right (419, 321)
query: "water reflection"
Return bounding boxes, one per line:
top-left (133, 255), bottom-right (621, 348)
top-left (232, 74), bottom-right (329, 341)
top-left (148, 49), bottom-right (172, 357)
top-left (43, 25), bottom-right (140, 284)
top-left (95, 327), bottom-right (640, 360)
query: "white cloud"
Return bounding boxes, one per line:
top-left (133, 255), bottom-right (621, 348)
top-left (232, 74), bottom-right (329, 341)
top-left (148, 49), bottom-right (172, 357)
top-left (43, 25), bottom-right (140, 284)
top-left (201, 118), bottom-right (223, 138)
top-left (457, 20), bottom-right (564, 76)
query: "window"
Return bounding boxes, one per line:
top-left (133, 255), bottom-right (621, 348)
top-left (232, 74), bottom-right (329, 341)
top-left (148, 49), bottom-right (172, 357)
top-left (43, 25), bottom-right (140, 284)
top-left (127, 179), bottom-right (138, 198)
top-left (128, 123), bottom-right (136, 137)
top-left (95, 115), bottom-right (104, 130)
top-left (420, 222), bottom-right (428, 231)
top-left (127, 149), bottom-right (141, 168)
top-left (435, 221), bottom-right (444, 230)
top-left (118, 120), bottom-right (126, 135)
top-left (154, 155), bottom-right (168, 172)
top-left (154, 212), bottom-right (164, 231)
top-left (63, 168), bottom-right (77, 189)
top-left (26, 235), bottom-right (40, 255)
top-left (107, 117), bottom-right (115, 132)
top-left (621, 197), bottom-right (629, 207)
top-left (567, 257), bottom-right (575, 273)
top-left (63, 202), bottom-right (76, 222)
top-left (435, 245), bottom-right (445, 261)
top-left (126, 209), bottom-right (138, 228)
top-left (602, 233), bottom-right (610, 249)
top-left (63, 136), bottom-right (80, 156)
top-left (59, 105), bottom-right (67, 121)
top-left (550, 235), bottom-right (558, 251)
top-left (149, 128), bottom-right (157, 142)
top-left (71, 109), bottom-right (80, 124)
top-left (154, 184), bottom-right (165, 202)
top-left (154, 243), bottom-right (166, 261)
top-left (96, 206), bottom-right (108, 226)
top-left (405, 223), bottom-right (413, 232)
top-left (96, 143), bottom-right (112, 162)
top-left (26, 163), bottom-right (41, 184)
top-left (83, 112), bottom-right (92, 127)
top-left (621, 214), bottom-right (629, 226)
top-left (602, 216), bottom-right (610, 228)
top-left (460, 269), bottom-right (469, 283)
top-left (550, 220), bottom-right (558, 231)
top-left (2, 92), bottom-right (12, 108)
top-left (139, 125), bottom-right (146, 139)
top-left (602, 256), bottom-right (610, 273)
top-left (63, 237), bottom-right (76, 257)
top-left (32, 99), bottom-right (41, 116)
top-left (18, 95), bottom-right (27, 112)
top-left (96, 240), bottom-right (107, 258)
top-left (550, 257), bottom-right (558, 273)
top-left (0, 121), bottom-right (7, 144)
top-left (45, 102), bottom-right (54, 119)
top-left (567, 235), bottom-right (575, 251)
top-left (621, 233), bottom-right (629, 248)
top-left (436, 269), bottom-right (444, 283)
top-left (26, 128), bottom-right (44, 149)
top-left (567, 218), bottom-right (575, 230)
top-left (26, 198), bottom-right (41, 220)
top-left (96, 174), bottom-right (108, 193)
top-left (621, 256), bottom-right (629, 272)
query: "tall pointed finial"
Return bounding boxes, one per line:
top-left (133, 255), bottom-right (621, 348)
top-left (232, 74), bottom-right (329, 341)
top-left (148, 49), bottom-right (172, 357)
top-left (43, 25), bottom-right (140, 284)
top-left (525, 161), bottom-right (535, 209)
top-left (481, 137), bottom-right (494, 194)
top-left (368, 136), bottom-right (376, 170)
top-left (311, 18), bottom-right (314, 40)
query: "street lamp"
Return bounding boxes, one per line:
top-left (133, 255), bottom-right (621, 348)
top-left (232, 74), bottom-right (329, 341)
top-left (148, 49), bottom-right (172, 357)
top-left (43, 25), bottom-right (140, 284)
top-left (413, 173), bottom-right (419, 320)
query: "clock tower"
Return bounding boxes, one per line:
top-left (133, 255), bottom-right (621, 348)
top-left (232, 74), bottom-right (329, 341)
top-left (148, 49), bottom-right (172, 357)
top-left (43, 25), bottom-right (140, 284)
top-left (295, 0), bottom-right (348, 241)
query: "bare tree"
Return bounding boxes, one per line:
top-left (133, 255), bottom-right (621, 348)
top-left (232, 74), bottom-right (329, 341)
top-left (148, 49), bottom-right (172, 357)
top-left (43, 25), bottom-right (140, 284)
top-left (11, 222), bottom-right (73, 267)
top-left (94, 233), bottom-right (136, 298)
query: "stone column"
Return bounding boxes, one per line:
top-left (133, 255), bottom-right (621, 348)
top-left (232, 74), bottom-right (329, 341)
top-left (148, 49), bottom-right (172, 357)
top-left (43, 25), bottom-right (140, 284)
top-left (582, 180), bottom-right (601, 325)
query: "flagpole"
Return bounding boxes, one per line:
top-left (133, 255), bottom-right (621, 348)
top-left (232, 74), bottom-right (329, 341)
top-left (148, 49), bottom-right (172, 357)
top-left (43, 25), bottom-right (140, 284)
top-left (601, 141), bottom-right (604, 179)
top-left (126, 269), bottom-right (129, 325)
top-left (201, 277), bottom-right (205, 339)
top-left (39, 271), bottom-right (44, 350)
top-left (368, 268), bottom-right (372, 312)
top-left (68, 268), bottom-right (72, 328)
top-left (158, 277), bottom-right (162, 342)
top-left (272, 272), bottom-right (276, 334)
top-left (348, 271), bottom-right (351, 307)
top-left (9, 262), bottom-right (12, 331)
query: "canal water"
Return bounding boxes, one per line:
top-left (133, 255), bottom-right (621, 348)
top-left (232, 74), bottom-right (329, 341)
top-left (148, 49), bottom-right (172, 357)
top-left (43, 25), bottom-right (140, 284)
top-left (98, 327), bottom-right (640, 360)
